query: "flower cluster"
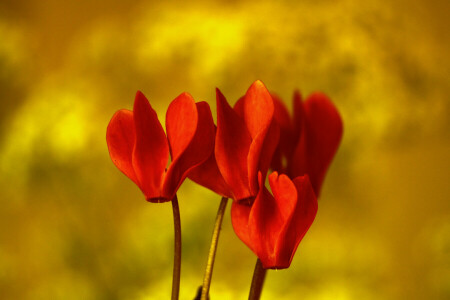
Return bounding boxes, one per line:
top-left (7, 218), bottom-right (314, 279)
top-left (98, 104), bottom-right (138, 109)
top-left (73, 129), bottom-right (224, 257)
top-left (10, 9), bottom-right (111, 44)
top-left (106, 80), bottom-right (342, 292)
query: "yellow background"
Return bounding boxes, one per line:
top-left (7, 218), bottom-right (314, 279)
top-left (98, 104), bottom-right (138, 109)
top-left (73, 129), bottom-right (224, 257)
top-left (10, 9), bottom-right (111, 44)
top-left (1, 0), bottom-right (449, 299)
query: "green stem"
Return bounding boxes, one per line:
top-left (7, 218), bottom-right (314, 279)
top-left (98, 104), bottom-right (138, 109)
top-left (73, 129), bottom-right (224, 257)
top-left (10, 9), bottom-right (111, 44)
top-left (200, 197), bottom-right (229, 300)
top-left (171, 195), bottom-right (181, 300)
top-left (248, 259), bottom-right (267, 300)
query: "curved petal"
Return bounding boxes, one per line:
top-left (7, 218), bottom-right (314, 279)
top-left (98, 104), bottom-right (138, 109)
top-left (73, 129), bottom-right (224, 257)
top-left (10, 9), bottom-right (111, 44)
top-left (248, 172), bottom-right (297, 269)
top-left (163, 98), bottom-right (215, 199)
top-left (291, 92), bottom-right (343, 196)
top-left (228, 81), bottom-right (278, 198)
top-left (268, 172), bottom-right (297, 228)
top-left (106, 109), bottom-right (139, 186)
top-left (233, 95), bottom-right (245, 119)
top-left (215, 88), bottom-right (252, 201)
top-left (188, 137), bottom-right (233, 198)
top-left (231, 200), bottom-right (252, 250)
top-left (166, 92), bottom-right (197, 159)
top-left (239, 80), bottom-right (274, 139)
top-left (241, 81), bottom-right (279, 194)
top-left (272, 174), bottom-right (317, 269)
top-left (247, 121), bottom-right (279, 195)
top-left (132, 91), bottom-right (169, 202)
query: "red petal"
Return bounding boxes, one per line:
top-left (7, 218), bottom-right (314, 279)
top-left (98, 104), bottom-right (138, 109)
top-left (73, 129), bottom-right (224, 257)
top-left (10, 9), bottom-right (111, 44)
top-left (106, 109), bottom-right (139, 186)
top-left (268, 172), bottom-right (297, 229)
top-left (273, 174), bottom-right (317, 268)
top-left (241, 81), bottom-right (279, 194)
top-left (233, 95), bottom-right (245, 119)
top-left (188, 131), bottom-right (233, 198)
top-left (248, 172), bottom-right (297, 269)
top-left (132, 91), bottom-right (169, 201)
top-left (231, 172), bottom-right (317, 269)
top-left (291, 93), bottom-right (343, 196)
top-left (215, 88), bottom-right (252, 201)
top-left (166, 92), bottom-right (197, 159)
top-left (239, 80), bottom-right (274, 139)
top-left (231, 200), bottom-right (252, 251)
top-left (163, 96), bottom-right (215, 199)
top-left (247, 121), bottom-right (279, 194)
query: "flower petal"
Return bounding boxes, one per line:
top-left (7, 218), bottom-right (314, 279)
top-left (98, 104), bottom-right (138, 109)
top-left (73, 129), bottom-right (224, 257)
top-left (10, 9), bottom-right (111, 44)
top-left (239, 80), bottom-right (274, 139)
top-left (268, 172), bottom-right (297, 229)
top-left (106, 109), bottom-right (139, 185)
top-left (187, 130), bottom-right (233, 198)
top-left (163, 97), bottom-right (215, 199)
top-left (248, 172), bottom-right (297, 269)
top-left (215, 88), bottom-right (252, 201)
top-left (166, 92), bottom-right (197, 159)
top-left (231, 200), bottom-right (252, 251)
top-left (233, 95), bottom-right (245, 119)
top-left (247, 121), bottom-right (279, 195)
top-left (291, 92), bottom-right (343, 196)
top-left (240, 81), bottom-right (279, 195)
top-left (132, 91), bottom-right (169, 201)
top-left (272, 174), bottom-right (317, 268)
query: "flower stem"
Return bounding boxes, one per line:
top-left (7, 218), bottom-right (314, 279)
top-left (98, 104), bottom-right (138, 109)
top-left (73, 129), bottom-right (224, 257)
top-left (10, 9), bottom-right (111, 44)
top-left (248, 259), bottom-right (267, 300)
top-left (200, 197), bottom-right (228, 300)
top-left (171, 195), bottom-right (182, 300)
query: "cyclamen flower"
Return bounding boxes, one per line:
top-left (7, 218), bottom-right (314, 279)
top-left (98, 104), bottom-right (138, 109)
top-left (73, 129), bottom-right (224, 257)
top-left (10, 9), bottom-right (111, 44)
top-left (189, 80), bottom-right (279, 202)
top-left (231, 172), bottom-right (317, 269)
top-left (271, 91), bottom-right (343, 196)
top-left (190, 80), bottom-right (321, 269)
top-left (106, 91), bottom-right (215, 202)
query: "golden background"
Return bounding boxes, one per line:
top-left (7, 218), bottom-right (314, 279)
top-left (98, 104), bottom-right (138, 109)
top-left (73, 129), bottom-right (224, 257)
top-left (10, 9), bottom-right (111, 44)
top-left (1, 0), bottom-right (449, 299)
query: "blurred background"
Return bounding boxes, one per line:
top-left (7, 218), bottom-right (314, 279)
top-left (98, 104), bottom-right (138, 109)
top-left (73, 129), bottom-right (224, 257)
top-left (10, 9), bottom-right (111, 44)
top-left (0, 0), bottom-right (449, 299)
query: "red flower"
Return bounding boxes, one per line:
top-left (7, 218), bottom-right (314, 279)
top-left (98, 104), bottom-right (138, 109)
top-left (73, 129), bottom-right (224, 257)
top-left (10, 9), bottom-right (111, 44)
top-left (231, 172), bottom-right (318, 269)
top-left (189, 80), bottom-right (321, 269)
top-left (189, 80), bottom-right (279, 202)
top-left (271, 91), bottom-right (343, 196)
top-left (106, 91), bottom-right (215, 202)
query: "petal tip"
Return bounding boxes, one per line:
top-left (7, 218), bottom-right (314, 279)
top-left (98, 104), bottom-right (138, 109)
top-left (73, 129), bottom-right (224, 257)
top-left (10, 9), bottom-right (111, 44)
top-left (134, 90), bottom-right (151, 111)
top-left (215, 88), bottom-right (229, 108)
top-left (249, 80), bottom-right (270, 93)
top-left (253, 79), bottom-right (265, 87)
top-left (178, 91), bottom-right (194, 101)
top-left (135, 90), bottom-right (147, 102)
top-left (215, 87), bottom-right (225, 99)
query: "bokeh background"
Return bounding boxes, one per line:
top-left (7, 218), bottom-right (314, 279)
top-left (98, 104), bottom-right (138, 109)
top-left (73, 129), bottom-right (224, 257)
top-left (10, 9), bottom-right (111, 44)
top-left (1, 0), bottom-right (449, 299)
